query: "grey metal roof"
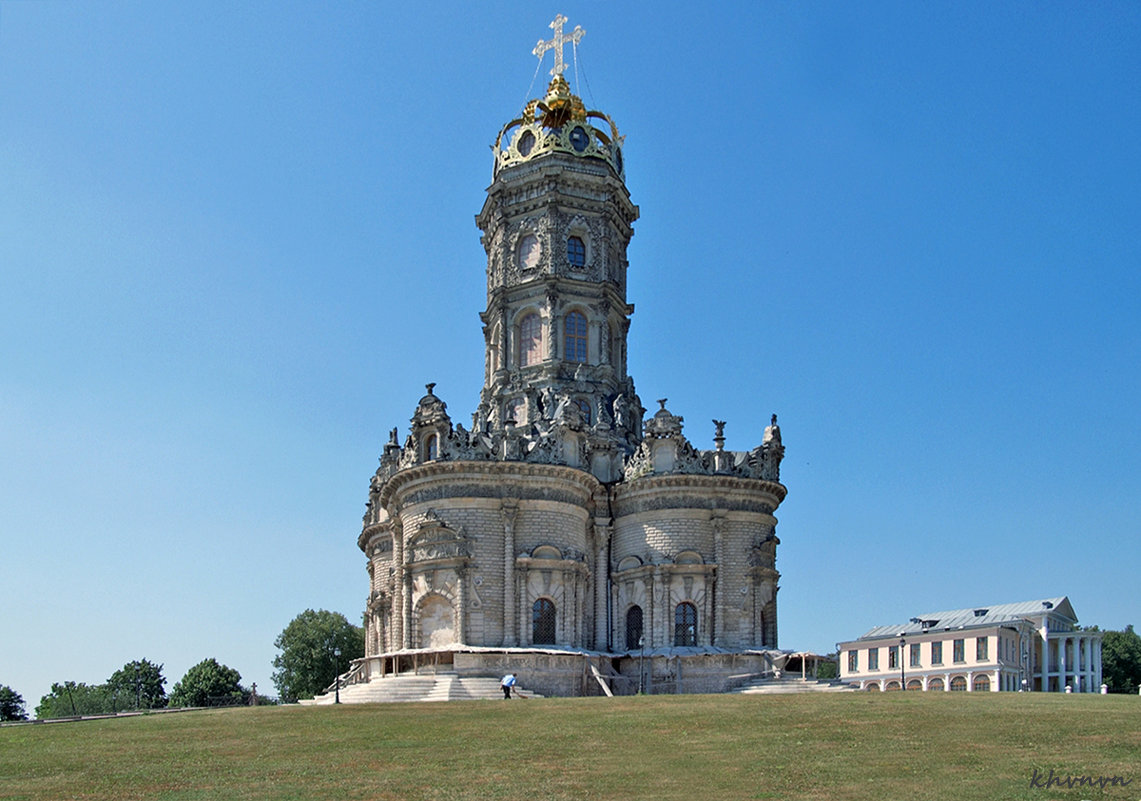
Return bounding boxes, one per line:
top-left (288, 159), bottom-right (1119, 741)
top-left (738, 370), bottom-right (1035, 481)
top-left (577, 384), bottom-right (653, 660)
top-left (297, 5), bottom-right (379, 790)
top-left (858, 596), bottom-right (1074, 640)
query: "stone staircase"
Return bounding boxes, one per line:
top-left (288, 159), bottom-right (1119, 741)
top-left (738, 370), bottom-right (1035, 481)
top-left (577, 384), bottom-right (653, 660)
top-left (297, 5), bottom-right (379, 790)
top-left (301, 672), bottom-right (544, 705)
top-left (732, 676), bottom-right (858, 695)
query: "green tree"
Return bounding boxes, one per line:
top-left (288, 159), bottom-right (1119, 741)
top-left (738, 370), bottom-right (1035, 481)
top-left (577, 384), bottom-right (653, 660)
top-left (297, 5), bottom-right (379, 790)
top-left (35, 682), bottom-right (117, 719)
top-left (0, 685), bottom-right (27, 721)
top-left (107, 659), bottom-right (167, 709)
top-left (272, 609), bottom-right (364, 702)
top-left (168, 659), bottom-right (243, 707)
top-left (816, 652), bottom-right (839, 680)
top-left (1102, 625), bottom-right (1141, 693)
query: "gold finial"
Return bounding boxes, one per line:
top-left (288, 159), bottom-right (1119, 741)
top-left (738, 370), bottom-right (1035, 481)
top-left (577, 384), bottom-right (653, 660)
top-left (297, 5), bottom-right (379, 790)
top-left (533, 14), bottom-right (584, 78)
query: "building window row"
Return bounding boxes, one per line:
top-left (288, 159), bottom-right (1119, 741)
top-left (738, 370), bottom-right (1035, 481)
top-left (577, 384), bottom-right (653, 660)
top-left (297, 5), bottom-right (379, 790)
top-left (849, 635), bottom-right (998, 673)
top-left (516, 234), bottom-right (589, 271)
top-left (622, 603), bottom-right (699, 648)
top-left (517, 311), bottom-right (594, 367)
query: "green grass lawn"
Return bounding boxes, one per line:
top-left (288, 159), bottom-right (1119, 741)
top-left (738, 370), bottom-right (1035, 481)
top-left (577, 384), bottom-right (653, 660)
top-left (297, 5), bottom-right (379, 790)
top-left (2, 693), bottom-right (1138, 801)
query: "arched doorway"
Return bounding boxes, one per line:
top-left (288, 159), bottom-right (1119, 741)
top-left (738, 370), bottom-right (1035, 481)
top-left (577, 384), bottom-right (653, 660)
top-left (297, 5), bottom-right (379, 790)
top-left (419, 595), bottom-right (455, 648)
top-left (532, 598), bottom-right (556, 644)
top-left (626, 605), bottom-right (643, 651)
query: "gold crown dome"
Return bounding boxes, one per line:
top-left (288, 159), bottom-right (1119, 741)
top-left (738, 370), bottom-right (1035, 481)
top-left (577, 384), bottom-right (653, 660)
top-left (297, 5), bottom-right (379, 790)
top-left (493, 16), bottom-right (625, 178)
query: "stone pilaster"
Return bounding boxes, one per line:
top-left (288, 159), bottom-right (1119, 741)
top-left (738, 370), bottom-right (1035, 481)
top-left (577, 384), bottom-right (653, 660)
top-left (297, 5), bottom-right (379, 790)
top-left (594, 518), bottom-right (611, 650)
top-left (392, 517), bottom-right (405, 650)
top-left (711, 511), bottom-right (726, 646)
top-left (501, 500), bottom-right (518, 646)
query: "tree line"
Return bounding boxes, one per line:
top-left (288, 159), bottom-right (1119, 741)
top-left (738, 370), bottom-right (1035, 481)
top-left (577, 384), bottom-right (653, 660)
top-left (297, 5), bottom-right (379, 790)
top-left (1, 609), bottom-right (364, 721)
top-left (18, 612), bottom-right (1139, 715)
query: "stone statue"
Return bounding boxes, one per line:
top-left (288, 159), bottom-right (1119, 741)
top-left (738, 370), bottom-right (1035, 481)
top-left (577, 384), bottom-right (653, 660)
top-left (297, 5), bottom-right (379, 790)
top-left (612, 393), bottom-right (630, 431)
top-left (763, 414), bottom-right (781, 447)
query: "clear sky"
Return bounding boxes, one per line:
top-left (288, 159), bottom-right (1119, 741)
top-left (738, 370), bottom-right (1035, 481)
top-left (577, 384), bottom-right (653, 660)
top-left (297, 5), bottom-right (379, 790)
top-left (2, 2), bottom-right (1138, 712)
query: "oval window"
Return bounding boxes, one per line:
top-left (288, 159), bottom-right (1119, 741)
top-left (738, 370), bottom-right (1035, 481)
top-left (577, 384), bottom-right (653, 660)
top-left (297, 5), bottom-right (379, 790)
top-left (517, 130), bottom-right (536, 157)
top-left (569, 126), bottom-right (589, 152)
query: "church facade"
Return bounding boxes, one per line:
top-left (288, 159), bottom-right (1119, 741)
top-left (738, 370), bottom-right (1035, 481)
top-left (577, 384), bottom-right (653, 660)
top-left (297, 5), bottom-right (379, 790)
top-left (353, 18), bottom-right (787, 696)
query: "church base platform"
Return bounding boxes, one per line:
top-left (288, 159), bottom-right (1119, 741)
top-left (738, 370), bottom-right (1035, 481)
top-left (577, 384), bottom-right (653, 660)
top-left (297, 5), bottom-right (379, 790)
top-left (345, 647), bottom-right (784, 699)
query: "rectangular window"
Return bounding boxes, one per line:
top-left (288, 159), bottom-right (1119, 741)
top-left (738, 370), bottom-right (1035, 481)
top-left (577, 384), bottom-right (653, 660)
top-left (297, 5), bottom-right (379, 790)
top-left (868, 648), bottom-right (879, 670)
top-left (888, 646), bottom-right (899, 670)
top-left (848, 651), bottom-right (858, 673)
top-left (953, 639), bottom-right (965, 663)
top-left (910, 643), bottom-right (921, 668)
top-left (976, 636), bottom-right (989, 661)
top-left (931, 641), bottom-right (943, 665)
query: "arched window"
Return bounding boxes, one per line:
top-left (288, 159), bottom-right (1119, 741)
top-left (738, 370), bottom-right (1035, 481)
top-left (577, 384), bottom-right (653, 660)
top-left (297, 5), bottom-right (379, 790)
top-left (519, 313), bottom-right (542, 367)
top-left (424, 434), bottom-right (438, 461)
top-left (950, 676), bottom-right (967, 691)
top-left (532, 598), bottom-right (556, 645)
top-left (567, 236), bottom-right (586, 267)
top-left (674, 602), bottom-right (697, 647)
top-left (972, 675), bottom-right (991, 692)
top-left (564, 311), bottom-right (587, 363)
top-left (575, 398), bottom-right (592, 424)
top-left (626, 606), bottom-right (643, 651)
top-left (864, 682), bottom-right (879, 692)
top-left (928, 677), bottom-right (944, 691)
top-left (885, 680), bottom-right (901, 691)
top-left (906, 679), bottom-right (923, 691)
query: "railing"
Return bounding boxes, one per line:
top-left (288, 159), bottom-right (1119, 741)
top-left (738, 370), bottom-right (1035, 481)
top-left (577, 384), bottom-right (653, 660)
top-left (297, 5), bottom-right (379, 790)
top-left (323, 659), bottom-right (368, 695)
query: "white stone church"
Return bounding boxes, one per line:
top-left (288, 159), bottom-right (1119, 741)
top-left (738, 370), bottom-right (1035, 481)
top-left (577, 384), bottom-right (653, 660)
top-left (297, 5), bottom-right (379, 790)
top-left (346, 18), bottom-right (789, 698)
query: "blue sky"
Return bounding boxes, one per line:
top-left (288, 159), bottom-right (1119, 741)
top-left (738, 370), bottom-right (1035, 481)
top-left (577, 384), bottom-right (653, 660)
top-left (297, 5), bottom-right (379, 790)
top-left (2, 1), bottom-right (1138, 711)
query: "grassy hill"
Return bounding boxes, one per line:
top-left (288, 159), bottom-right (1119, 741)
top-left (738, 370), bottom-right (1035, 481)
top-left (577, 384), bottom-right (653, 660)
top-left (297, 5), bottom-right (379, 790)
top-left (2, 693), bottom-right (1137, 800)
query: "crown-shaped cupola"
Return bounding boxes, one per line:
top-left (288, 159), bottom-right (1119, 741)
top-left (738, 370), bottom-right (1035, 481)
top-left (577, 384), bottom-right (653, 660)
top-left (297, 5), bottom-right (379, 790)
top-left (494, 74), bottom-right (625, 179)
top-left (493, 15), bottom-right (625, 179)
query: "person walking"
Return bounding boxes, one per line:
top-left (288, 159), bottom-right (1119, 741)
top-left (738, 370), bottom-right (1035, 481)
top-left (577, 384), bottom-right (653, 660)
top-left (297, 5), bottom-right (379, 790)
top-left (500, 673), bottom-right (518, 699)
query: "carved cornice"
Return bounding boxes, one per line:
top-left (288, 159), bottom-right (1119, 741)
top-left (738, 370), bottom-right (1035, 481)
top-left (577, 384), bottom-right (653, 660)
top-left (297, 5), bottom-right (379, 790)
top-left (380, 459), bottom-right (603, 509)
top-left (613, 473), bottom-right (787, 518)
top-left (358, 521), bottom-right (392, 553)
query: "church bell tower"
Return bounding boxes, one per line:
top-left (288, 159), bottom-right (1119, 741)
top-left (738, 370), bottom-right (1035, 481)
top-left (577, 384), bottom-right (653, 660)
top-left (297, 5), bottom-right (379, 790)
top-left (473, 15), bottom-right (643, 482)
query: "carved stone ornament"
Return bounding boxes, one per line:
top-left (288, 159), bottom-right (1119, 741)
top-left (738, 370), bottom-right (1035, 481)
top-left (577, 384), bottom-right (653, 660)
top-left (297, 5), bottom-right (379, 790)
top-left (409, 519), bottom-right (471, 564)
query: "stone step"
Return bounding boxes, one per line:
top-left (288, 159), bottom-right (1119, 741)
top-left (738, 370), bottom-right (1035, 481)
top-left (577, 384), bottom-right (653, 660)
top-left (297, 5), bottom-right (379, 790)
top-left (302, 673), bottom-right (544, 705)
top-left (733, 677), bottom-right (858, 695)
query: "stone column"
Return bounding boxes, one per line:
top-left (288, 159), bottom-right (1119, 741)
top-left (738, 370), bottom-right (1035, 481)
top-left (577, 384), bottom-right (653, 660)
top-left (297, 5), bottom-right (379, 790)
top-left (593, 520), bottom-right (611, 651)
top-left (966, 671), bottom-right (974, 691)
top-left (501, 501), bottom-right (518, 646)
top-left (547, 294), bottom-right (559, 361)
top-left (1056, 637), bottom-right (1065, 691)
top-left (403, 568), bottom-right (414, 650)
top-left (944, 672), bottom-right (950, 691)
top-left (455, 567), bottom-right (467, 644)
top-left (1094, 638), bottom-right (1102, 688)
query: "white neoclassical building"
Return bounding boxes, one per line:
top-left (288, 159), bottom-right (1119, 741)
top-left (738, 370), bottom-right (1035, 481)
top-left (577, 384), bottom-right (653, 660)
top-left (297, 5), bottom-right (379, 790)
top-left (838, 597), bottom-right (1102, 692)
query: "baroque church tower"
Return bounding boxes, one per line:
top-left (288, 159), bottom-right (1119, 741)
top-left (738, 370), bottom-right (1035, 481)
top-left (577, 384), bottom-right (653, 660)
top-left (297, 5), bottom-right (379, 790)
top-left (356, 17), bottom-right (787, 696)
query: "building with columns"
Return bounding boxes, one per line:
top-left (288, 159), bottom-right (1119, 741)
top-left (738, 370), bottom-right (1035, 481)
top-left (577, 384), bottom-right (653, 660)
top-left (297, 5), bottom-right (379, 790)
top-left (837, 597), bottom-right (1102, 693)
top-left (349, 17), bottom-right (788, 697)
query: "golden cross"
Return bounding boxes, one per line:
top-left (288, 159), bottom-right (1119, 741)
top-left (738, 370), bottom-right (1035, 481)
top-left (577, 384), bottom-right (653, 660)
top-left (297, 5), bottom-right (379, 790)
top-left (532, 14), bottom-right (584, 78)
